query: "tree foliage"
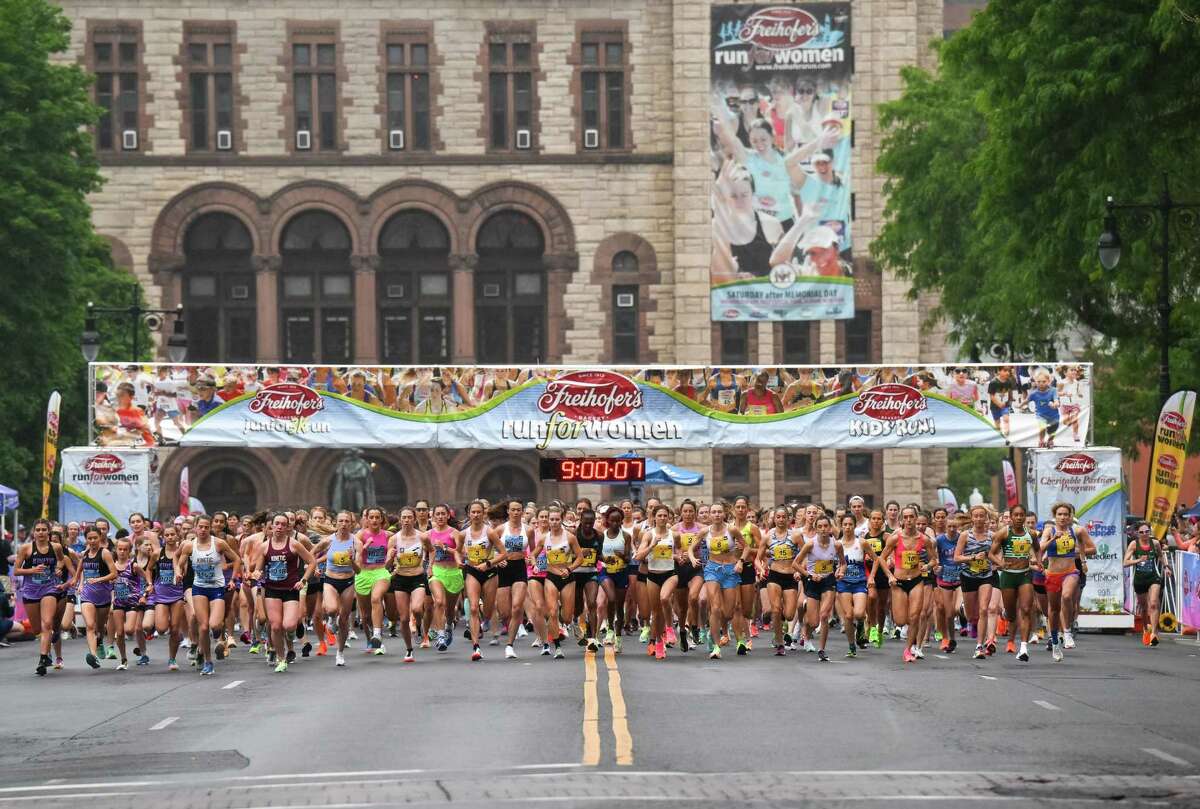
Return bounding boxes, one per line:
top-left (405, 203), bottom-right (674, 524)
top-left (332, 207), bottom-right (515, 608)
top-left (874, 0), bottom-right (1200, 455)
top-left (0, 0), bottom-right (145, 516)
top-left (947, 448), bottom-right (1008, 508)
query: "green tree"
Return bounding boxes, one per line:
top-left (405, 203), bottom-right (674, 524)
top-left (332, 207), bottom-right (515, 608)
top-left (947, 448), bottom-right (1008, 508)
top-left (0, 0), bottom-right (144, 517)
top-left (874, 1), bottom-right (1200, 456)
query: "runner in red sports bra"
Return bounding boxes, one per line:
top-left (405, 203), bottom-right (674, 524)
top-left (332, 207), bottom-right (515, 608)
top-left (877, 507), bottom-right (931, 663)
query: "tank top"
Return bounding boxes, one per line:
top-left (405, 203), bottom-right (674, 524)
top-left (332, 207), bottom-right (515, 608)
top-left (429, 527), bottom-right (456, 564)
top-left (392, 533), bottom-right (425, 572)
top-left (892, 533), bottom-right (926, 575)
top-left (863, 532), bottom-right (885, 559)
top-left (155, 550), bottom-right (181, 590)
top-left (114, 561), bottom-right (143, 603)
top-left (602, 530), bottom-right (629, 572)
top-left (191, 541), bottom-right (224, 588)
top-left (705, 526), bottom-right (737, 557)
top-left (544, 529), bottom-right (571, 568)
top-left (265, 537), bottom-right (302, 590)
top-left (841, 536), bottom-right (866, 582)
top-left (1001, 529), bottom-right (1034, 571)
top-left (532, 528), bottom-right (550, 573)
top-left (576, 527), bottom-right (602, 568)
top-left (742, 388), bottom-right (777, 415)
top-left (960, 530), bottom-right (993, 578)
top-left (647, 529), bottom-right (675, 572)
top-left (325, 534), bottom-right (355, 576)
top-left (738, 521), bottom-right (758, 551)
top-left (359, 529), bottom-right (389, 567)
top-left (82, 547), bottom-right (113, 581)
top-left (1045, 525), bottom-right (1078, 559)
top-left (500, 523), bottom-right (527, 555)
top-left (1131, 539), bottom-right (1160, 577)
top-left (23, 543), bottom-right (59, 595)
top-left (936, 534), bottom-right (962, 582)
top-left (464, 525), bottom-right (492, 566)
top-left (744, 150), bottom-right (798, 221)
top-left (806, 536), bottom-right (838, 575)
top-left (766, 529), bottom-right (797, 565)
top-left (710, 376), bottom-right (740, 409)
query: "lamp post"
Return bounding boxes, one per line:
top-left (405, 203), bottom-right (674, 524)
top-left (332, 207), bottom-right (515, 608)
top-left (79, 283), bottom-right (188, 363)
top-left (1097, 172), bottom-right (1200, 407)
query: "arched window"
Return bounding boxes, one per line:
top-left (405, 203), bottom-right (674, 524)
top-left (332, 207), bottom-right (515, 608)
top-left (183, 213), bottom-right (255, 362)
top-left (326, 454), bottom-right (408, 514)
top-left (195, 467), bottom-right (258, 516)
top-left (475, 211), bottom-right (545, 363)
top-left (477, 464), bottom-right (537, 504)
top-left (612, 250), bottom-right (638, 273)
top-left (378, 211), bottom-right (451, 364)
top-left (280, 210), bottom-right (353, 363)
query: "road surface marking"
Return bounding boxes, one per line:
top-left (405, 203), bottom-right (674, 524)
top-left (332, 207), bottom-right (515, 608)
top-left (149, 716), bottom-right (178, 730)
top-left (1142, 748), bottom-right (1191, 767)
top-left (978, 675), bottom-right (997, 681)
top-left (222, 680), bottom-right (244, 690)
top-left (604, 647), bottom-right (634, 766)
top-left (582, 650), bottom-right (600, 766)
top-left (1033, 700), bottom-right (1060, 711)
top-left (935, 655), bottom-right (949, 660)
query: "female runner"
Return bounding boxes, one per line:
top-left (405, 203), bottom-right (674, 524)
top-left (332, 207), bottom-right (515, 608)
top-left (427, 504), bottom-right (464, 651)
top-left (835, 514), bottom-right (876, 658)
top-left (635, 505), bottom-right (679, 660)
top-left (732, 496), bottom-right (762, 654)
top-left (254, 512), bottom-right (317, 673)
top-left (312, 510), bottom-right (361, 666)
top-left (354, 507), bottom-right (393, 654)
top-left (878, 507), bottom-right (931, 663)
top-left (990, 503), bottom-right (1038, 662)
top-left (955, 505), bottom-right (998, 660)
top-left (13, 519), bottom-right (67, 676)
top-left (388, 507), bottom-right (431, 662)
top-left (794, 514), bottom-right (841, 662)
top-left (152, 524), bottom-right (188, 671)
top-left (689, 502), bottom-right (745, 660)
top-left (177, 516), bottom-right (241, 676)
top-left (110, 537), bottom-right (152, 670)
top-left (1124, 522), bottom-right (1167, 647)
top-left (494, 499), bottom-right (535, 660)
top-left (536, 505), bottom-right (583, 659)
top-left (758, 506), bottom-right (799, 655)
top-left (572, 507), bottom-right (603, 652)
top-left (526, 507), bottom-right (551, 654)
top-left (933, 510), bottom-right (962, 654)
top-left (598, 507), bottom-right (632, 653)
top-left (1039, 502), bottom-right (1094, 660)
top-left (133, 535), bottom-right (156, 665)
top-left (461, 500), bottom-right (507, 661)
top-left (862, 509), bottom-right (891, 648)
top-left (75, 525), bottom-right (118, 670)
top-left (673, 500), bottom-right (705, 652)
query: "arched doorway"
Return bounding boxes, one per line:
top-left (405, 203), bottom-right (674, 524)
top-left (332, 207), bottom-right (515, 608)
top-left (280, 210), bottom-right (353, 363)
top-left (377, 210), bottom-right (451, 364)
top-left (196, 466), bottom-right (258, 517)
top-left (475, 211), bottom-right (545, 363)
top-left (477, 463), bottom-right (537, 504)
top-left (183, 212), bottom-right (256, 362)
top-left (325, 454), bottom-right (409, 515)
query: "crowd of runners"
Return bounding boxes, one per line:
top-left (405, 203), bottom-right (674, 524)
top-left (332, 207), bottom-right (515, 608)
top-left (12, 494), bottom-right (1172, 677)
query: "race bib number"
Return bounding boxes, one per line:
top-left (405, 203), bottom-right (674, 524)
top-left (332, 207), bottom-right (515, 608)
top-left (652, 543), bottom-right (674, 560)
top-left (710, 537), bottom-right (731, 554)
top-left (901, 551), bottom-right (919, 570)
top-left (717, 389), bottom-right (735, 406)
top-left (194, 561), bottom-right (215, 578)
top-left (434, 545), bottom-right (452, 562)
top-left (604, 555), bottom-right (626, 573)
top-left (867, 538), bottom-right (882, 554)
top-left (967, 558), bottom-right (989, 574)
top-left (158, 568), bottom-right (175, 585)
top-left (395, 551), bottom-right (421, 568)
top-left (1055, 536), bottom-right (1075, 556)
top-left (772, 544), bottom-right (794, 561)
top-left (746, 405), bottom-right (767, 416)
top-left (364, 545), bottom-right (387, 565)
top-left (580, 549), bottom-right (598, 566)
top-left (331, 550), bottom-right (352, 567)
top-left (1011, 538), bottom-right (1031, 557)
top-left (504, 536), bottom-right (525, 553)
top-left (467, 545), bottom-right (490, 564)
top-left (535, 553), bottom-right (549, 572)
top-left (115, 580), bottom-right (131, 600)
top-left (546, 548), bottom-right (569, 566)
top-left (32, 568), bottom-right (54, 585)
top-left (814, 559), bottom-right (834, 575)
top-left (267, 559), bottom-right (288, 582)
top-left (681, 533), bottom-right (697, 550)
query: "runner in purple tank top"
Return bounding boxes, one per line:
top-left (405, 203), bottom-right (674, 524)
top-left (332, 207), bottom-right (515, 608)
top-left (13, 519), bottom-right (68, 676)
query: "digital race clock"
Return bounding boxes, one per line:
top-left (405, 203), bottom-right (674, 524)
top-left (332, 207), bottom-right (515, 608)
top-left (539, 457), bottom-right (646, 483)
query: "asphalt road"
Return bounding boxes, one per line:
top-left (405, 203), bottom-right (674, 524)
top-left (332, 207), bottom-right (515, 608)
top-left (1, 629), bottom-right (1199, 808)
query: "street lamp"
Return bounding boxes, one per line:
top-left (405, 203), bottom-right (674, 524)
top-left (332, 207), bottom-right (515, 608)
top-left (79, 283), bottom-right (188, 363)
top-left (1097, 172), bottom-right (1200, 406)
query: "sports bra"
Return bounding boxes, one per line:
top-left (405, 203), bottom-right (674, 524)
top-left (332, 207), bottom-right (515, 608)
top-left (705, 526), bottom-right (737, 556)
top-left (429, 527), bottom-right (456, 563)
top-left (806, 536), bottom-right (838, 575)
top-left (359, 529), bottom-right (389, 567)
top-left (892, 533), bottom-right (926, 574)
top-left (463, 524), bottom-right (492, 566)
top-left (602, 530), bottom-right (629, 572)
top-left (392, 534), bottom-right (425, 571)
top-left (1045, 526), bottom-right (1078, 559)
top-left (544, 529), bottom-right (571, 568)
top-left (766, 529), bottom-right (797, 564)
top-left (646, 529), bottom-right (675, 572)
top-left (500, 524), bottom-right (527, 555)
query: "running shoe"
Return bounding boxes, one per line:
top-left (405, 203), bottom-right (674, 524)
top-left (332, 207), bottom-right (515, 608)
top-left (267, 650), bottom-right (277, 665)
top-left (1017, 642), bottom-right (1029, 662)
top-left (516, 624), bottom-right (529, 639)
top-left (348, 629), bottom-right (358, 641)
top-left (436, 634), bottom-right (448, 652)
top-left (36, 654), bottom-right (49, 677)
top-left (404, 650), bottom-right (415, 663)
top-left (554, 646), bottom-right (565, 660)
top-left (586, 639), bottom-right (599, 653)
top-left (471, 646), bottom-right (483, 662)
top-left (1150, 634), bottom-right (1160, 647)
top-left (845, 646), bottom-right (857, 659)
top-left (912, 646), bottom-right (925, 660)
top-left (736, 641), bottom-right (748, 656)
top-left (369, 635), bottom-right (383, 650)
top-left (604, 627), bottom-right (616, 647)
top-left (868, 625), bottom-right (880, 646)
top-left (749, 623), bottom-right (759, 638)
top-left (665, 626), bottom-right (677, 647)
top-left (903, 647), bottom-right (914, 663)
top-left (541, 643), bottom-right (552, 656)
top-left (1045, 637), bottom-right (1054, 653)
top-left (274, 661), bottom-right (288, 673)
top-left (1051, 642), bottom-right (1064, 662)
top-left (137, 654), bottom-right (150, 666)
top-left (967, 622), bottom-right (978, 639)
top-left (776, 645), bottom-right (786, 656)
top-left (947, 639), bottom-right (958, 654)
top-left (505, 645), bottom-right (518, 660)
top-left (316, 641), bottom-right (327, 657)
top-left (985, 640), bottom-right (997, 656)
top-left (817, 649), bottom-right (829, 662)
top-left (241, 631), bottom-right (252, 645)
top-left (691, 626), bottom-right (701, 647)
top-left (934, 630), bottom-right (943, 643)
top-left (420, 636), bottom-right (431, 649)
top-left (116, 660), bottom-right (128, 671)
top-left (939, 638), bottom-right (951, 652)
top-left (972, 644), bottom-right (985, 659)
top-left (301, 642), bottom-right (313, 658)
top-left (489, 634), bottom-right (500, 647)
top-left (700, 628), bottom-right (711, 647)
top-left (1142, 628), bottom-right (1152, 646)
top-left (374, 644), bottom-right (386, 656)
top-left (803, 639), bottom-right (817, 653)
top-left (614, 635), bottom-right (623, 654)
top-left (1005, 639), bottom-right (1016, 655)
top-left (201, 661), bottom-right (215, 676)
top-left (54, 657), bottom-right (64, 670)
top-left (85, 652), bottom-right (100, 669)
top-left (709, 644), bottom-right (721, 660)
top-left (248, 642), bottom-right (261, 655)
top-left (655, 639), bottom-right (666, 660)
top-left (225, 635), bottom-right (238, 649)
top-left (335, 651), bottom-right (346, 667)
top-left (167, 658), bottom-right (179, 671)
top-left (646, 639), bottom-right (656, 657)
top-left (389, 625), bottom-right (398, 638)
top-left (856, 622), bottom-right (868, 648)
top-left (679, 631), bottom-right (690, 653)
top-left (285, 649), bottom-right (297, 664)
top-left (1062, 631), bottom-right (1076, 650)
top-left (639, 626), bottom-right (651, 644)
top-left (215, 643), bottom-right (226, 661)
top-left (325, 628), bottom-right (337, 646)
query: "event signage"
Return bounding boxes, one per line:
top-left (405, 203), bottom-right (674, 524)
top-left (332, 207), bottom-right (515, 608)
top-left (41, 390), bottom-right (60, 519)
top-left (710, 3), bottom-right (855, 321)
top-left (90, 364), bottom-right (1092, 451)
top-left (1030, 448), bottom-right (1127, 617)
top-left (1179, 551), bottom-right (1200, 634)
top-left (1145, 390), bottom-right (1196, 541)
top-left (59, 448), bottom-right (158, 531)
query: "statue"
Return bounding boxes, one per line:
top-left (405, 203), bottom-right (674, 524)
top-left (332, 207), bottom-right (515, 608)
top-left (331, 449), bottom-right (375, 514)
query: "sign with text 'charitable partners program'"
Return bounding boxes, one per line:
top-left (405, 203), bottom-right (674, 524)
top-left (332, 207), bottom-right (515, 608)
top-left (90, 364), bottom-right (1091, 451)
top-left (711, 4), bottom-right (854, 321)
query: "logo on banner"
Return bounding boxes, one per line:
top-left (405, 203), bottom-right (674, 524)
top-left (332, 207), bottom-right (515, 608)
top-left (244, 383), bottom-right (329, 436)
top-left (1162, 410), bottom-right (1187, 433)
top-left (738, 7), bottom-right (820, 50)
top-left (537, 371), bottom-right (643, 421)
top-left (72, 453), bottom-right (139, 484)
top-left (849, 384), bottom-right (934, 439)
top-left (1157, 453), bottom-right (1179, 472)
top-left (1055, 453), bottom-right (1098, 476)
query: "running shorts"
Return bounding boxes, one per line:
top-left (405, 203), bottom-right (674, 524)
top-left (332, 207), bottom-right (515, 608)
top-left (390, 573), bottom-right (428, 594)
top-left (430, 565), bottom-right (465, 595)
top-left (997, 569), bottom-right (1033, 590)
top-left (324, 576), bottom-right (354, 594)
top-left (766, 569), bottom-right (798, 591)
top-left (1043, 570), bottom-right (1078, 593)
top-left (836, 578), bottom-right (868, 595)
top-left (802, 575), bottom-right (835, 599)
top-left (354, 567), bottom-right (391, 596)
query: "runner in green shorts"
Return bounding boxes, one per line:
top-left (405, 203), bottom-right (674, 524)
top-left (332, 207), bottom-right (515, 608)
top-left (990, 504), bottom-right (1038, 662)
top-left (427, 505), bottom-right (464, 651)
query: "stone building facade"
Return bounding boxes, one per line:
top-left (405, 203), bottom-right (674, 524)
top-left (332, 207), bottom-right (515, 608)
top-left (59, 0), bottom-right (949, 518)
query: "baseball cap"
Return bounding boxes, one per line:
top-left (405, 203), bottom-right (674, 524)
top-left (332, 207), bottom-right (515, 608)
top-left (799, 225), bottom-right (841, 251)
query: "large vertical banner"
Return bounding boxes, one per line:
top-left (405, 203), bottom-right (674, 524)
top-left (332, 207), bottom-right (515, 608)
top-left (1145, 390), bottom-right (1196, 541)
top-left (58, 448), bottom-right (155, 531)
top-left (41, 391), bottom-right (61, 519)
top-left (1031, 448), bottom-right (1128, 618)
top-left (710, 4), bottom-right (854, 321)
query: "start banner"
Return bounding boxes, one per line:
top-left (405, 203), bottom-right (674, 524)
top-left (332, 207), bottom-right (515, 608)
top-left (58, 448), bottom-right (159, 531)
top-left (1030, 448), bottom-right (1127, 616)
top-left (90, 363), bottom-right (1093, 451)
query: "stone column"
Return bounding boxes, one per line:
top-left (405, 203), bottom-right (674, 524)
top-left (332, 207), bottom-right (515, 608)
top-left (352, 255), bottom-right (377, 364)
top-left (449, 254), bottom-right (475, 364)
top-left (255, 256), bottom-right (280, 363)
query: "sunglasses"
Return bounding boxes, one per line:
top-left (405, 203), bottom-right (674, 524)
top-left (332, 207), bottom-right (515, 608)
top-left (797, 87), bottom-right (817, 95)
top-left (739, 97), bottom-right (757, 104)
top-left (1138, 529), bottom-right (1150, 534)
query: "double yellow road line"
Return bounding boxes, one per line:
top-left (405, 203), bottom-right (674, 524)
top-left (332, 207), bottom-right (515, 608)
top-left (583, 647), bottom-right (632, 766)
